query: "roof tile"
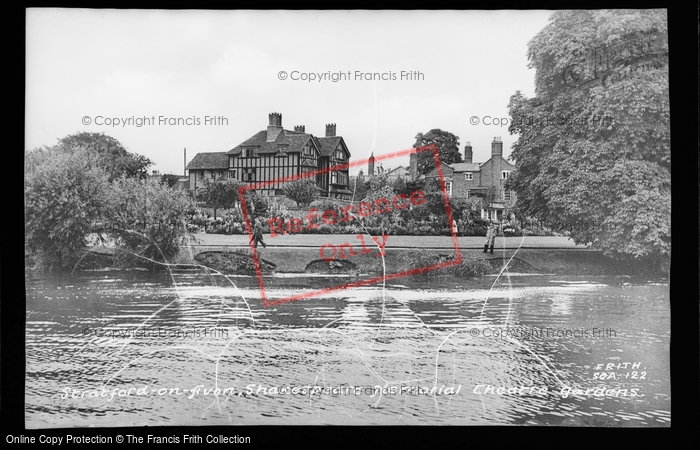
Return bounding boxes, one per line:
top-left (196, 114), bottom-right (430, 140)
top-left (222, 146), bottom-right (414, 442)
top-left (186, 152), bottom-right (229, 170)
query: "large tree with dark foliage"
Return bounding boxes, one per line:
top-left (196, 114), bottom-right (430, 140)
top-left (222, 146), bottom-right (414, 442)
top-left (507, 10), bottom-right (669, 268)
top-left (25, 148), bottom-right (110, 271)
top-left (413, 129), bottom-right (462, 175)
top-left (55, 132), bottom-right (153, 180)
top-left (25, 133), bottom-right (189, 271)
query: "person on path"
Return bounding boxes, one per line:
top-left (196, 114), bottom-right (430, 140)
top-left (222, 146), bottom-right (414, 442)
top-left (250, 217), bottom-right (267, 249)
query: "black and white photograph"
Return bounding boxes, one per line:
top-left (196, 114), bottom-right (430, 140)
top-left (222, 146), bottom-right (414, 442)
top-left (21, 8), bottom-right (675, 438)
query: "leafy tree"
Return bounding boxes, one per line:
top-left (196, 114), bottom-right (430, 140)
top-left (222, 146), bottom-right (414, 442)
top-left (55, 132), bottom-right (153, 180)
top-left (392, 176), bottom-right (425, 197)
top-left (24, 133), bottom-right (191, 272)
top-left (413, 129), bottom-right (462, 175)
top-left (244, 191), bottom-right (269, 219)
top-left (349, 171), bottom-right (369, 204)
top-left (420, 177), bottom-right (454, 220)
top-left (197, 178), bottom-right (245, 219)
top-left (507, 10), bottom-right (669, 267)
top-left (160, 173), bottom-right (181, 188)
top-left (25, 148), bottom-right (110, 271)
top-left (105, 177), bottom-right (193, 266)
top-left (281, 179), bottom-right (319, 207)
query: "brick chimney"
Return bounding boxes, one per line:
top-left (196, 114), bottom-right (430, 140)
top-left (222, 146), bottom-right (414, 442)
top-left (491, 136), bottom-right (503, 158)
top-left (326, 123), bottom-right (336, 137)
top-left (464, 141), bottom-right (473, 163)
top-left (294, 125), bottom-right (305, 133)
top-left (267, 112), bottom-right (283, 142)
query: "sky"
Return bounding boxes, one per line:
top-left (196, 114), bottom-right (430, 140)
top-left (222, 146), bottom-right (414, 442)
top-left (26, 9), bottom-right (554, 176)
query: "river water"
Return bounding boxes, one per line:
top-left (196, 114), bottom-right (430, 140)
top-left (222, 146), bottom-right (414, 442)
top-left (25, 266), bottom-right (670, 427)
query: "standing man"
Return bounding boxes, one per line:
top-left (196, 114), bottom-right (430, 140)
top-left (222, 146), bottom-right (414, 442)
top-left (484, 222), bottom-right (496, 254)
top-left (250, 217), bottom-right (267, 249)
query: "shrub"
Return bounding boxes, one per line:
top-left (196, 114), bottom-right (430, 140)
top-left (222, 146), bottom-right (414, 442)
top-left (318, 224), bottom-right (333, 234)
top-left (25, 148), bottom-right (110, 271)
top-left (105, 177), bottom-right (192, 266)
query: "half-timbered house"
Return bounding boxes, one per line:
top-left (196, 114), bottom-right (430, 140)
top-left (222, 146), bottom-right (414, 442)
top-left (185, 113), bottom-right (352, 199)
top-left (222, 112), bottom-right (352, 199)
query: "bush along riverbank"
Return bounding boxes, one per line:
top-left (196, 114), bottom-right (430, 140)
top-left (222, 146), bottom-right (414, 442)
top-left (194, 250), bottom-right (277, 275)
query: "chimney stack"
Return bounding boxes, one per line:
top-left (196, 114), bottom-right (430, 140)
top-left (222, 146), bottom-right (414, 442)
top-left (491, 136), bottom-right (503, 157)
top-left (267, 112), bottom-right (283, 142)
top-left (294, 125), bottom-right (305, 133)
top-left (464, 141), bottom-right (473, 163)
top-left (326, 123), bottom-right (336, 137)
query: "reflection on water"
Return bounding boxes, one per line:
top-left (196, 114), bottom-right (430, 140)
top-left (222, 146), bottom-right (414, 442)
top-left (25, 268), bottom-right (670, 427)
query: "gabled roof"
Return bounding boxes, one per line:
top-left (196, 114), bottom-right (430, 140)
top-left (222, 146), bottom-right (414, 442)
top-left (449, 162), bottom-right (481, 172)
top-left (316, 136), bottom-right (349, 157)
top-left (227, 129), bottom-right (318, 156)
top-left (385, 166), bottom-right (409, 177)
top-left (424, 161), bottom-right (454, 178)
top-left (186, 152), bottom-right (229, 170)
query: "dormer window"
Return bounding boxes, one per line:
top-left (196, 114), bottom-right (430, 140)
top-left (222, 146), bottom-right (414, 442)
top-left (241, 148), bottom-right (249, 158)
top-left (333, 148), bottom-right (345, 161)
top-left (501, 171), bottom-right (510, 179)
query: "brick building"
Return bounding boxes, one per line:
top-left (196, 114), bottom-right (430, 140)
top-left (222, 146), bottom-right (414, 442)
top-left (422, 137), bottom-right (516, 221)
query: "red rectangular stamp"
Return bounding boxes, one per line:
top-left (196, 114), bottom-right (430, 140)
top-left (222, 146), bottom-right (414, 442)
top-left (239, 144), bottom-right (461, 307)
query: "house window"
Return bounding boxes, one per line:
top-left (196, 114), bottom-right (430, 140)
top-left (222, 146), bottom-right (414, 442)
top-left (330, 171), bottom-right (348, 185)
top-left (445, 181), bottom-right (452, 197)
top-left (466, 190), bottom-right (470, 198)
top-left (501, 171), bottom-right (510, 179)
top-left (333, 148), bottom-right (345, 161)
top-left (465, 173), bottom-right (473, 181)
top-left (228, 169), bottom-right (236, 179)
top-left (243, 168), bottom-right (256, 182)
top-left (502, 189), bottom-right (512, 201)
top-left (303, 145), bottom-right (314, 157)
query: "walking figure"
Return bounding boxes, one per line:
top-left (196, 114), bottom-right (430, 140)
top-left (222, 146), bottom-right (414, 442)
top-left (484, 222), bottom-right (496, 254)
top-left (249, 217), bottom-right (267, 249)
